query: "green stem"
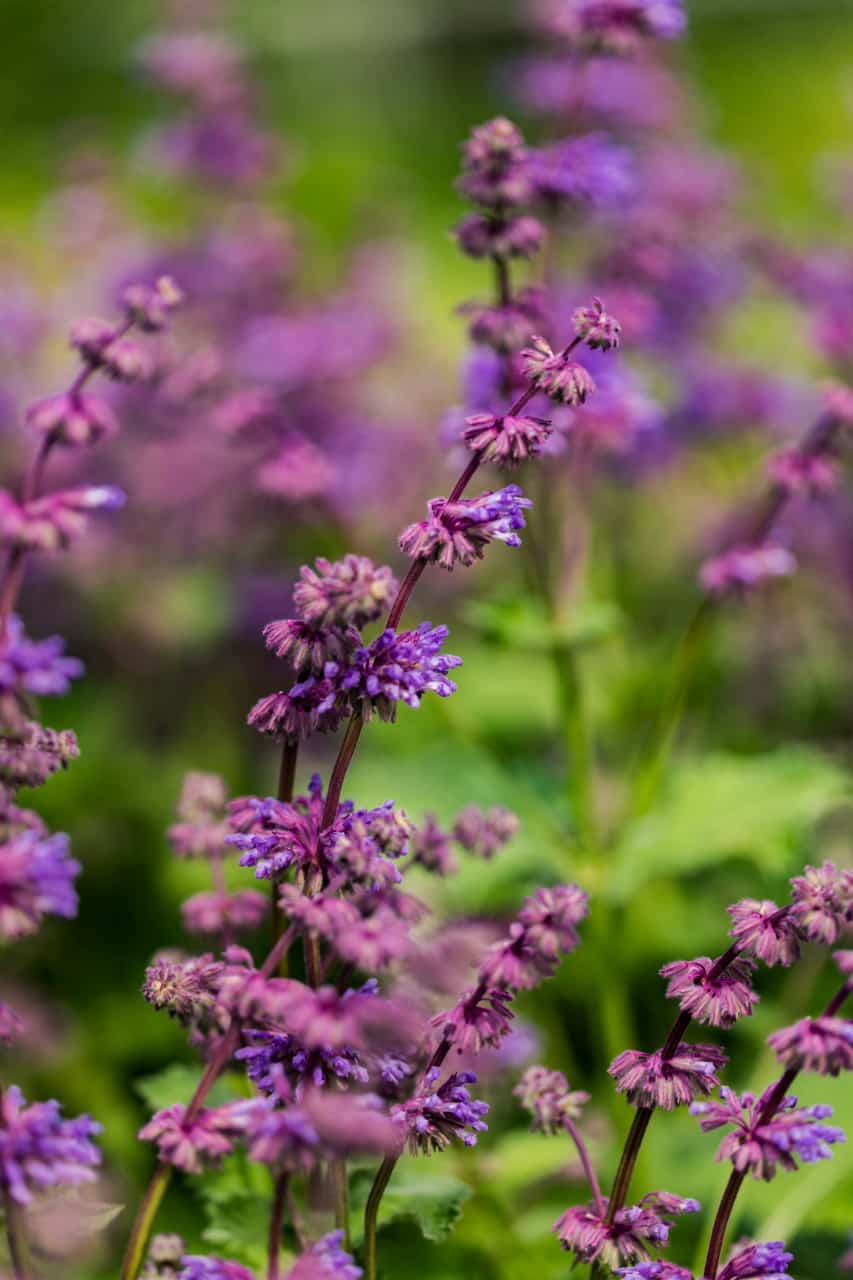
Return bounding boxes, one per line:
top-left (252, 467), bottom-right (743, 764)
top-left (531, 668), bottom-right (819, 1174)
top-left (554, 640), bottom-right (596, 851)
top-left (118, 1162), bottom-right (172, 1280)
top-left (630, 599), bottom-right (713, 819)
top-left (364, 1155), bottom-right (398, 1280)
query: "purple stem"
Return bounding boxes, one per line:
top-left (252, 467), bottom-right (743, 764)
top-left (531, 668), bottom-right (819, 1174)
top-left (267, 1169), bottom-right (290, 1280)
top-left (564, 1116), bottom-right (605, 1215)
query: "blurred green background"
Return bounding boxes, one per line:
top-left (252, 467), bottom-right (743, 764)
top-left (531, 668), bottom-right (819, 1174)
top-left (1, 1), bottom-right (853, 1276)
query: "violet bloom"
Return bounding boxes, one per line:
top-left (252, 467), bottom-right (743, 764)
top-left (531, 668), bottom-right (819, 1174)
top-left (690, 1085), bottom-right (845, 1180)
top-left (728, 900), bottom-right (800, 966)
top-left (122, 276), bottom-right (183, 332)
top-left (659, 955), bottom-right (758, 1028)
top-left (554, 1191), bottom-right (699, 1267)
top-left (457, 117), bottom-right (533, 211)
top-left (0, 1085), bottom-right (101, 1204)
top-left (615, 1265), bottom-right (694, 1280)
top-left (0, 485), bottom-right (126, 553)
top-left (431, 986), bottom-right (515, 1053)
top-left (227, 775), bottom-right (337, 881)
top-left (25, 391), bottom-right (118, 449)
top-left (574, 297), bottom-right (623, 351)
top-left (293, 555), bottom-right (398, 629)
top-left (466, 287), bottom-right (548, 354)
top-left (262, 618), bottom-right (359, 677)
top-left (178, 1258), bottom-right (254, 1280)
top-left (286, 1231), bottom-right (362, 1280)
top-left (609, 1043), bottom-right (727, 1110)
top-left (452, 805), bottom-right (519, 858)
top-left (237, 1027), bottom-right (368, 1094)
top-left (0, 721), bottom-right (79, 790)
top-left (410, 815), bottom-right (458, 876)
top-left (454, 212), bottom-right (546, 260)
top-left (699, 547), bottom-right (796, 596)
top-left (462, 412), bottom-right (552, 467)
top-left (168, 771), bottom-right (229, 860)
top-left (400, 489), bottom-right (532, 571)
top-left (247, 675), bottom-right (346, 744)
top-left (789, 860), bottom-right (852, 945)
top-left (767, 1016), bottom-right (853, 1076)
top-left (514, 1064), bottom-right (589, 1132)
top-left (332, 623), bottom-right (462, 722)
top-left (517, 884), bottom-right (589, 961)
top-left (0, 616), bottom-right (84, 698)
top-left (539, 0), bottom-right (686, 50)
top-left (393, 1069), bottom-right (489, 1155)
top-left (142, 954), bottom-right (223, 1027)
top-left (526, 134), bottom-right (634, 210)
top-left (718, 1241), bottom-right (794, 1280)
top-left (231, 1094), bottom-right (318, 1170)
top-left (181, 889), bottom-right (269, 936)
top-left (0, 829), bottom-right (80, 940)
top-left (138, 1103), bottom-right (243, 1174)
top-left (522, 337), bottom-right (596, 405)
top-left (768, 447), bottom-right (836, 495)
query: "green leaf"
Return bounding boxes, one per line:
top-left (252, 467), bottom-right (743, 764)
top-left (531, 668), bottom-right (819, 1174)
top-left (607, 747), bottom-right (849, 902)
top-left (350, 1168), bottom-right (472, 1244)
top-left (464, 594), bottom-right (622, 652)
top-left (201, 1192), bottom-right (277, 1271)
top-left (133, 1063), bottom-right (245, 1113)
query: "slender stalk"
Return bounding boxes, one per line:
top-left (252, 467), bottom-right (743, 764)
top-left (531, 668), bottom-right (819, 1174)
top-left (332, 1156), bottom-right (351, 1249)
top-left (118, 1162), bottom-right (172, 1280)
top-left (267, 1169), bottom-right (290, 1280)
top-left (564, 1117), bottom-right (605, 1215)
top-left (702, 979), bottom-right (850, 1278)
top-left (554, 639), bottom-right (596, 849)
top-left (273, 741), bottom-right (299, 972)
top-left (364, 1155), bottom-right (398, 1280)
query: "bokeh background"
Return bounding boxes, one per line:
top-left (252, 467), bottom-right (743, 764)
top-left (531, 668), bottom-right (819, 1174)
top-left (2, 0), bottom-right (853, 1276)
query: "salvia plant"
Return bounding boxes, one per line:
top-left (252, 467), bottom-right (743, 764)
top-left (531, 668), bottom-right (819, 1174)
top-left (0, 2), bottom-right (851, 1279)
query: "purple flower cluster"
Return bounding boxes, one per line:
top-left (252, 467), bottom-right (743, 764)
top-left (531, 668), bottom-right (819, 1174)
top-left (399, 487), bottom-right (532, 570)
top-left (393, 1069), bottom-right (489, 1154)
top-left (0, 1085), bottom-right (101, 1204)
top-left (690, 1086), bottom-right (845, 1180)
top-left (617, 1241), bottom-right (793, 1280)
top-left (554, 1191), bottom-right (699, 1267)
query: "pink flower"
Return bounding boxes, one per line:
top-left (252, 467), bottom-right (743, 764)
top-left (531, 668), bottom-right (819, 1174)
top-left (728, 900), bottom-right (800, 966)
top-left (767, 1016), bottom-right (853, 1076)
top-left (609, 1043), bottom-right (727, 1110)
top-left (138, 1103), bottom-right (243, 1173)
top-left (659, 955), bottom-right (758, 1027)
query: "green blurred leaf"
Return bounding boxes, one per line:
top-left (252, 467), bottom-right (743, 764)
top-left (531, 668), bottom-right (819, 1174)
top-left (607, 748), bottom-right (849, 902)
top-left (133, 1064), bottom-right (244, 1113)
top-left (465, 594), bottom-right (622, 652)
top-left (201, 1193), bottom-right (277, 1271)
top-left (351, 1168), bottom-right (472, 1244)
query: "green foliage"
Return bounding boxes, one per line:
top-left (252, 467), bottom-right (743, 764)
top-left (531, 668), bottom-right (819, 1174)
top-left (607, 747), bottom-right (850, 901)
top-left (133, 1065), bottom-right (246, 1113)
top-left (350, 1167), bottom-right (473, 1244)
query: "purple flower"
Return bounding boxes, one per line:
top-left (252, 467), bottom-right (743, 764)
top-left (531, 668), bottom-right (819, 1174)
top-left (527, 134), bottom-right (634, 209)
top-left (410, 815), bottom-right (458, 876)
top-left (452, 805), bottom-right (519, 858)
top-left (286, 1230), bottom-right (362, 1280)
top-left (699, 547), bottom-right (796, 596)
top-left (332, 623), bottom-right (462, 721)
top-left (393, 1069), bottom-right (489, 1155)
top-left (789, 861), bottom-right (852, 945)
top-left (178, 1258), bottom-right (254, 1280)
top-left (690, 1086), bottom-right (845, 1180)
top-left (0, 829), bottom-right (80, 939)
top-left (181, 889), bottom-right (269, 935)
top-left (517, 884), bottom-right (589, 960)
top-left (609, 1043), bottom-right (727, 1110)
top-left (25, 391), bottom-right (118, 449)
top-left (142, 954), bottom-right (223, 1027)
top-left (522, 337), bottom-right (596, 405)
top-left (466, 288), bottom-right (547, 354)
top-left (767, 1016), bottom-right (853, 1076)
top-left (70, 320), bottom-right (153, 382)
top-left (230, 1093), bottom-right (318, 1170)
top-left (718, 1241), bottom-right (794, 1280)
top-left (400, 489), bottom-right (532, 571)
top-left (247, 676), bottom-right (346, 744)
top-left (138, 1103), bottom-right (243, 1174)
top-left (554, 1192), bottom-right (698, 1267)
top-left (454, 213), bottom-right (546, 260)
top-left (236, 1027), bottom-right (367, 1094)
top-left (457, 118), bottom-right (532, 210)
top-left (767, 447), bottom-right (836, 495)
top-left (574, 297), bottom-right (622, 351)
top-left (541, 0), bottom-right (686, 52)
top-left (431, 986), bottom-right (514, 1053)
top-left (0, 616), bottom-right (84, 697)
top-left (616, 1265), bottom-right (694, 1280)
top-left (0, 1085), bottom-right (101, 1204)
top-left (122, 276), bottom-right (183, 332)
top-left (0, 720), bottom-right (79, 790)
top-left (294, 555), bottom-right (398, 629)
top-left (227, 775), bottom-right (335, 880)
top-left (728, 901), bottom-right (800, 966)
top-left (659, 956), bottom-right (759, 1027)
top-left (462, 412), bottom-right (552, 467)
top-left (514, 1064), bottom-right (589, 1132)
top-left (0, 485), bottom-right (126, 553)
top-left (168, 771), bottom-right (228, 859)
top-left (262, 618), bottom-right (360, 677)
